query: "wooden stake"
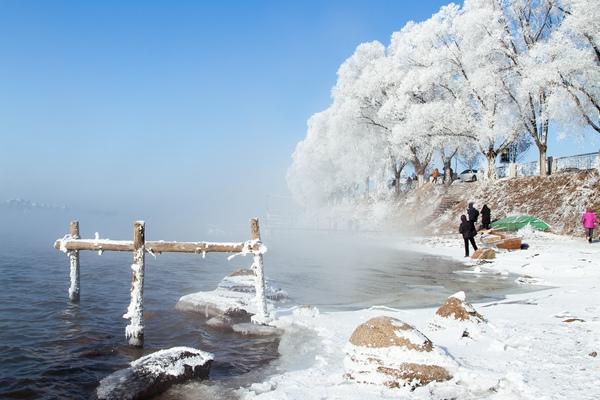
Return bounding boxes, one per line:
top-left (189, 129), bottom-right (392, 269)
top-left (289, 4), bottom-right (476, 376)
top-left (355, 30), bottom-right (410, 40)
top-left (125, 221), bottom-right (145, 347)
top-left (68, 221), bottom-right (80, 302)
top-left (250, 218), bottom-right (269, 323)
top-left (250, 218), bottom-right (261, 241)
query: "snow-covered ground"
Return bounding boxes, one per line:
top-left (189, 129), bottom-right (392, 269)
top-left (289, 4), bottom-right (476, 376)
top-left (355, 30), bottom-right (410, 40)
top-left (237, 230), bottom-right (600, 399)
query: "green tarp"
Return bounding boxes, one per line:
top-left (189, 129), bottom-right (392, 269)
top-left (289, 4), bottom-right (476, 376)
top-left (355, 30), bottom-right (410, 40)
top-left (491, 215), bottom-right (551, 232)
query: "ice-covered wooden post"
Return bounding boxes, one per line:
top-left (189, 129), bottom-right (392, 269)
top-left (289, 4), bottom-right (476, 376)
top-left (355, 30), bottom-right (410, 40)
top-left (124, 221), bottom-right (145, 347)
top-left (68, 221), bottom-right (81, 302)
top-left (250, 218), bottom-right (269, 324)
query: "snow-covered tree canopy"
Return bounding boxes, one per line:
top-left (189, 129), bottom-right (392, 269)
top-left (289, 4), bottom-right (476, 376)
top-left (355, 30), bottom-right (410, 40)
top-left (288, 0), bottom-right (599, 207)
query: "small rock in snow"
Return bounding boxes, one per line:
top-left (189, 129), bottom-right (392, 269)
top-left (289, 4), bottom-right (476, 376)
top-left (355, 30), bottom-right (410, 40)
top-left (435, 292), bottom-right (486, 323)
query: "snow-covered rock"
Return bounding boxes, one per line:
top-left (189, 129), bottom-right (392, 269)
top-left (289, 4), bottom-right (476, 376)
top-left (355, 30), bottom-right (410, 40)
top-left (471, 248), bottom-right (496, 260)
top-left (176, 269), bottom-right (286, 322)
top-left (96, 347), bottom-right (213, 400)
top-left (344, 316), bottom-right (456, 388)
top-left (429, 292), bottom-right (486, 337)
top-left (436, 292), bottom-right (485, 323)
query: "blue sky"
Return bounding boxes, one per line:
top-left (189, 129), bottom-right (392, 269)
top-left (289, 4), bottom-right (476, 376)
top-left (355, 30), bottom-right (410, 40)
top-left (0, 0), bottom-right (597, 232)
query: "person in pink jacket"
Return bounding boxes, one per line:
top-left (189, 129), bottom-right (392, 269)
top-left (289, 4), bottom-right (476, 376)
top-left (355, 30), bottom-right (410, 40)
top-left (581, 208), bottom-right (599, 243)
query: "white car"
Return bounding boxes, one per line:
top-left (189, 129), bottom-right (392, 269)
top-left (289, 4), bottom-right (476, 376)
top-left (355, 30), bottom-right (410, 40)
top-left (458, 169), bottom-right (478, 182)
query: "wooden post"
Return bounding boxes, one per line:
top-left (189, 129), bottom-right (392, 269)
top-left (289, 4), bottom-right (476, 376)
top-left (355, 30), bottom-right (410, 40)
top-left (68, 221), bottom-right (80, 302)
top-left (250, 218), bottom-right (269, 323)
top-left (124, 221), bottom-right (145, 347)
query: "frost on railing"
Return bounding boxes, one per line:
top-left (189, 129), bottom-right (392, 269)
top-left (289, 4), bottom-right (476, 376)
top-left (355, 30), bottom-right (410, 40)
top-left (496, 151), bottom-right (600, 179)
top-left (553, 152), bottom-right (600, 172)
top-left (53, 217), bottom-right (271, 347)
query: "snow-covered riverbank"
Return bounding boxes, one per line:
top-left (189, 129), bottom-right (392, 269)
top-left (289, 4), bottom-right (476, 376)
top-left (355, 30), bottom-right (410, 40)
top-left (238, 231), bottom-right (600, 399)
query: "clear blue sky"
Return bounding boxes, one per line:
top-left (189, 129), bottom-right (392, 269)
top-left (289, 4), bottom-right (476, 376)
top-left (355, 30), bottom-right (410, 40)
top-left (0, 0), bottom-right (597, 233)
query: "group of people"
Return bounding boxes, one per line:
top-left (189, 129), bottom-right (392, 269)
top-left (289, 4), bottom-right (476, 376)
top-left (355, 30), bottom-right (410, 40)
top-left (458, 203), bottom-right (598, 255)
top-left (459, 202), bottom-right (491, 257)
top-left (401, 167), bottom-right (454, 188)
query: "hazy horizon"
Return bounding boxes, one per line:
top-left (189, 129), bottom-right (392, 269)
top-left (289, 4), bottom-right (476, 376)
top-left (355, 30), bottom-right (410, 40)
top-left (1, 0), bottom-right (597, 242)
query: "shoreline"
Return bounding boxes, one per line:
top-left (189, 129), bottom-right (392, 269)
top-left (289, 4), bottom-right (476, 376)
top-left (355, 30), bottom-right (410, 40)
top-left (236, 230), bottom-right (600, 399)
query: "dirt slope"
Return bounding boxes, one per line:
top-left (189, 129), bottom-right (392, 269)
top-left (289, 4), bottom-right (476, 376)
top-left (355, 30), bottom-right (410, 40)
top-left (395, 170), bottom-right (600, 237)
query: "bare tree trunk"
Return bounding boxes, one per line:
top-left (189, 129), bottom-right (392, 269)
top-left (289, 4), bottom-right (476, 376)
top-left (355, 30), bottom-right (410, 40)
top-left (415, 165), bottom-right (426, 187)
top-left (417, 174), bottom-right (425, 186)
top-left (486, 149), bottom-right (497, 180)
top-left (538, 144), bottom-right (548, 176)
top-left (410, 147), bottom-right (432, 188)
top-left (365, 176), bottom-right (370, 199)
top-left (443, 161), bottom-right (452, 186)
top-left (440, 147), bottom-right (458, 186)
top-left (391, 157), bottom-right (406, 197)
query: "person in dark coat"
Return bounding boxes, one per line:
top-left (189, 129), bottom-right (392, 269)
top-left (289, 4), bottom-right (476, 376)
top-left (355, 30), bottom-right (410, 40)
top-left (467, 202), bottom-right (479, 223)
top-left (481, 204), bottom-right (491, 230)
top-left (459, 214), bottom-right (478, 257)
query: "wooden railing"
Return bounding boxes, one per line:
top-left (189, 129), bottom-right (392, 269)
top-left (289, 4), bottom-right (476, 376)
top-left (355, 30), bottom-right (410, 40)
top-left (54, 218), bottom-right (268, 347)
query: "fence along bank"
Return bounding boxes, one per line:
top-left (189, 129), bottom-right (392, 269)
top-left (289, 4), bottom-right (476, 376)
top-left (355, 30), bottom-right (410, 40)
top-left (496, 150), bottom-right (600, 178)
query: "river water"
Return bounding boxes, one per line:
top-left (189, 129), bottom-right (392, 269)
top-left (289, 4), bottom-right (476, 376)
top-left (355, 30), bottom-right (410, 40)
top-left (0, 230), bottom-right (533, 399)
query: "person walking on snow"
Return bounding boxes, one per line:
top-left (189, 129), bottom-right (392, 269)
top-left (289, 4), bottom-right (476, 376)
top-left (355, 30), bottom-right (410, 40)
top-left (431, 168), bottom-right (441, 184)
top-left (581, 208), bottom-right (599, 244)
top-left (467, 202), bottom-right (479, 223)
top-left (459, 215), bottom-right (478, 257)
top-left (481, 204), bottom-right (491, 230)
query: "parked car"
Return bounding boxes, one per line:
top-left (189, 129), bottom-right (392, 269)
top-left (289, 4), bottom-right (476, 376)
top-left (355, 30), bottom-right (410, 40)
top-left (458, 169), bottom-right (478, 182)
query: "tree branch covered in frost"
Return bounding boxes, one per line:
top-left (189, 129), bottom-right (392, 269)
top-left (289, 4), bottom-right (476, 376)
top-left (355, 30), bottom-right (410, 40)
top-left (287, 0), bottom-right (599, 207)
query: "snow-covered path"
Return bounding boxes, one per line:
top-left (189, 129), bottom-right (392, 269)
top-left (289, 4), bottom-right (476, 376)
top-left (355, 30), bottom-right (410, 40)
top-left (237, 232), bottom-right (600, 399)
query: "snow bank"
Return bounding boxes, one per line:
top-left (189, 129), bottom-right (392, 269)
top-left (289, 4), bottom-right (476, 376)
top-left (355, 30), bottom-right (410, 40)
top-left (236, 232), bottom-right (600, 399)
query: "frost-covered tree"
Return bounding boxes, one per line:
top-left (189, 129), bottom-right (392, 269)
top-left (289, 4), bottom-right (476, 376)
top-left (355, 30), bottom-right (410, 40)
top-left (537, 0), bottom-right (600, 134)
top-left (438, 0), bottom-right (523, 179)
top-left (288, 0), bottom-right (598, 208)
top-left (288, 45), bottom-right (394, 206)
top-left (490, 0), bottom-right (568, 176)
top-left (333, 41), bottom-right (411, 194)
top-left (383, 6), bottom-right (469, 186)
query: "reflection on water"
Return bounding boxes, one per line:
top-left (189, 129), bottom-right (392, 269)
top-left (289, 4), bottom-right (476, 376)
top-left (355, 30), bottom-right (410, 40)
top-left (0, 231), bottom-right (534, 399)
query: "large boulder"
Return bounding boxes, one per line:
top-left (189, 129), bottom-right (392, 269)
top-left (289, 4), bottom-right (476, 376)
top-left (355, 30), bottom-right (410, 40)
top-left (344, 316), bottom-right (455, 388)
top-left (97, 347), bottom-right (213, 400)
top-left (176, 269), bottom-right (286, 322)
